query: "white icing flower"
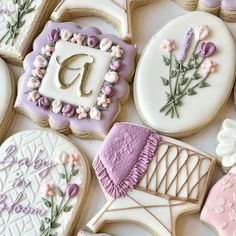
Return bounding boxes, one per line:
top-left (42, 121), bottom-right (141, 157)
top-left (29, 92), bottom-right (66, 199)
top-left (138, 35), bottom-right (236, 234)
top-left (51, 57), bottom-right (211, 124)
top-left (105, 71), bottom-right (119, 83)
top-left (60, 29), bottom-right (73, 41)
top-left (216, 119), bottom-right (236, 171)
top-left (33, 55), bottom-right (48, 68)
top-left (89, 107), bottom-right (101, 120)
top-left (52, 100), bottom-right (63, 114)
top-left (76, 106), bottom-right (90, 120)
top-left (27, 77), bottom-right (41, 89)
top-left (194, 25), bottom-right (209, 41)
top-left (100, 38), bottom-right (113, 51)
top-left (111, 45), bottom-right (124, 58)
top-left (27, 91), bottom-right (40, 102)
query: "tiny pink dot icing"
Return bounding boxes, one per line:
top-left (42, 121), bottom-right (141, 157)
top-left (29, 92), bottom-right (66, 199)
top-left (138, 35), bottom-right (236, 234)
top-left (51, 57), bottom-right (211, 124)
top-left (200, 173), bottom-right (236, 236)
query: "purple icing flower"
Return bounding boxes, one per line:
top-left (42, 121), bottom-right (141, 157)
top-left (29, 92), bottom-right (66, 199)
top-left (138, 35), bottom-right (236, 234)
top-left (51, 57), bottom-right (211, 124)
top-left (87, 36), bottom-right (98, 48)
top-left (177, 28), bottom-right (194, 62)
top-left (110, 61), bottom-right (121, 71)
top-left (62, 104), bottom-right (76, 118)
top-left (48, 29), bottom-right (60, 42)
top-left (102, 85), bottom-right (115, 97)
top-left (65, 184), bottom-right (79, 198)
top-left (38, 97), bottom-right (50, 110)
top-left (198, 42), bottom-right (217, 58)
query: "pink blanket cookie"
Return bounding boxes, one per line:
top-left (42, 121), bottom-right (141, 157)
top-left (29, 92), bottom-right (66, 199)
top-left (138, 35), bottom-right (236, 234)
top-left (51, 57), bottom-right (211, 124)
top-left (201, 168), bottom-right (236, 236)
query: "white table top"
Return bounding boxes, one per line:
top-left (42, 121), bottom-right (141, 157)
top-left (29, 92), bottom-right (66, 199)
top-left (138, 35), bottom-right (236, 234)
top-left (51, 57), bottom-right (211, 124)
top-left (8, 0), bottom-right (236, 235)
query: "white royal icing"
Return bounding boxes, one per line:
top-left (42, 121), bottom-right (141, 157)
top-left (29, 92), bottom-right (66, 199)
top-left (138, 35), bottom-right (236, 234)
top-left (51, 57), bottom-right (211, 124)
top-left (0, 129), bottom-right (89, 236)
top-left (216, 119), bottom-right (236, 170)
top-left (51, 0), bottom-right (152, 41)
top-left (39, 40), bottom-right (112, 108)
top-left (0, 0), bottom-right (46, 59)
top-left (134, 11), bottom-right (236, 137)
top-left (0, 57), bottom-right (12, 123)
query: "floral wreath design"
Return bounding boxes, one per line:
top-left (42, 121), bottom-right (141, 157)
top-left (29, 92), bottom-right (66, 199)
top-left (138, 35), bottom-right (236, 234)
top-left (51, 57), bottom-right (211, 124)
top-left (39, 151), bottom-right (81, 236)
top-left (26, 28), bottom-right (124, 121)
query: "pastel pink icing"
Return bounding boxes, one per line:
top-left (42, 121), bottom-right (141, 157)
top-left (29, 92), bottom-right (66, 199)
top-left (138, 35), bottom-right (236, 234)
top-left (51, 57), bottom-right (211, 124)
top-left (200, 173), bottom-right (236, 236)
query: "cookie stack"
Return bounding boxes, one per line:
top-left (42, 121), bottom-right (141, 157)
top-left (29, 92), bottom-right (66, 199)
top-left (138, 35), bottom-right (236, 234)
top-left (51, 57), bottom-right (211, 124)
top-left (0, 0), bottom-right (236, 236)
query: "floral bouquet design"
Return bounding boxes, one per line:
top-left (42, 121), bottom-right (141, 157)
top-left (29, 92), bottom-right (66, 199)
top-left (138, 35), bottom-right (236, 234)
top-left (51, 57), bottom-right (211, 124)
top-left (160, 25), bottom-right (217, 118)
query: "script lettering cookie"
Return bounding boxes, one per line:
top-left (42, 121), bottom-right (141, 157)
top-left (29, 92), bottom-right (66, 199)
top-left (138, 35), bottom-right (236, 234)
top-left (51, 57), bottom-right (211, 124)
top-left (173, 0), bottom-right (236, 22)
top-left (0, 57), bottom-right (15, 142)
top-left (134, 11), bottom-right (235, 138)
top-left (0, 129), bottom-right (91, 236)
top-left (15, 21), bottom-right (136, 139)
top-left (201, 167), bottom-right (236, 236)
top-left (87, 123), bottom-right (215, 236)
top-left (0, 0), bottom-right (57, 64)
top-left (51, 0), bottom-right (153, 42)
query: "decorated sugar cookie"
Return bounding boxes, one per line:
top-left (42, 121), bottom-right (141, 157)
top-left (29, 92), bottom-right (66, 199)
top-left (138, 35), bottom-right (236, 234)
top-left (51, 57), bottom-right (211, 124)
top-left (200, 167), bottom-right (236, 235)
top-left (15, 21), bottom-right (136, 139)
top-left (78, 230), bottom-right (111, 236)
top-left (51, 0), bottom-right (153, 42)
top-left (0, 0), bottom-right (58, 64)
top-left (216, 119), bottom-right (236, 173)
top-left (134, 11), bottom-right (235, 138)
top-left (173, 0), bottom-right (236, 22)
top-left (0, 129), bottom-right (91, 236)
top-left (87, 123), bottom-right (215, 236)
top-left (0, 57), bottom-right (15, 142)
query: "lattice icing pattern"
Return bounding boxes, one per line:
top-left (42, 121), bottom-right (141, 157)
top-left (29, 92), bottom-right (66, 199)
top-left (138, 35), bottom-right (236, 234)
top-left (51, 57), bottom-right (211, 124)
top-left (88, 123), bottom-right (215, 236)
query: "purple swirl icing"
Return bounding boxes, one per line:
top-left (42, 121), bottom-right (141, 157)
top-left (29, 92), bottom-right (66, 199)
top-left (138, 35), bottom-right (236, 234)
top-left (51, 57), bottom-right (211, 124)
top-left (38, 97), bottom-right (50, 110)
top-left (14, 21), bottom-right (136, 137)
top-left (62, 104), bottom-right (76, 118)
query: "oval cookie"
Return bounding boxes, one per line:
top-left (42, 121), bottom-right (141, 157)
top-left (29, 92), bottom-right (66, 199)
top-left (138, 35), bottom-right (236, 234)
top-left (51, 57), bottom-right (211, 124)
top-left (15, 21), bottom-right (136, 139)
top-left (0, 129), bottom-right (91, 236)
top-left (87, 123), bottom-right (215, 236)
top-left (134, 11), bottom-right (235, 138)
top-left (0, 57), bottom-right (15, 142)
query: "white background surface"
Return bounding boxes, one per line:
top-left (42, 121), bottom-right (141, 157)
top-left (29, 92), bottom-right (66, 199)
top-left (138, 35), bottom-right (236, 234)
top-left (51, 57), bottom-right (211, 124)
top-left (6, 0), bottom-right (236, 235)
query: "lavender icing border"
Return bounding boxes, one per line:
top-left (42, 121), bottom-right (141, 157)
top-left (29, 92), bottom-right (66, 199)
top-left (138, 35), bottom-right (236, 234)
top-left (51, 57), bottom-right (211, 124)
top-left (15, 21), bottom-right (136, 137)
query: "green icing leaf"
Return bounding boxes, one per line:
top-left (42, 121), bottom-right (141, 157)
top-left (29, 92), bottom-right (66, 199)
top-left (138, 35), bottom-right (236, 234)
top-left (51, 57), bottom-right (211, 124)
top-left (180, 78), bottom-right (188, 86)
top-left (63, 205), bottom-right (72, 213)
top-left (193, 73), bottom-right (201, 80)
top-left (199, 82), bottom-right (210, 88)
top-left (56, 187), bottom-right (64, 197)
top-left (72, 169), bottom-right (79, 176)
top-left (59, 173), bottom-right (66, 179)
top-left (51, 222), bottom-right (60, 229)
top-left (42, 198), bottom-right (51, 208)
top-left (162, 55), bottom-right (170, 66)
top-left (187, 88), bottom-right (197, 96)
top-left (40, 221), bottom-right (45, 232)
top-left (170, 70), bottom-right (177, 78)
top-left (45, 218), bottom-right (51, 224)
top-left (161, 77), bottom-right (169, 86)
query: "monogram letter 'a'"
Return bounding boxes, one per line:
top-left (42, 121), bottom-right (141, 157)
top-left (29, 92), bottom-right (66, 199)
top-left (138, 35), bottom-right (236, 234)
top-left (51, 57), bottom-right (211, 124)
top-left (56, 54), bottom-right (94, 97)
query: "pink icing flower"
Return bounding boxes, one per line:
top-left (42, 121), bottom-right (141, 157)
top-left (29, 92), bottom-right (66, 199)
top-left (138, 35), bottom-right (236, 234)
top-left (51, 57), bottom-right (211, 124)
top-left (111, 45), bottom-right (124, 58)
top-left (33, 55), bottom-right (48, 68)
top-left (42, 184), bottom-right (55, 197)
top-left (41, 44), bottom-right (54, 56)
top-left (65, 184), bottom-right (79, 198)
top-left (38, 97), bottom-right (50, 110)
top-left (27, 91), bottom-right (40, 102)
top-left (76, 106), bottom-right (89, 120)
top-left (71, 33), bottom-right (85, 45)
top-left (97, 94), bottom-right (111, 108)
top-left (32, 67), bottom-right (46, 79)
top-left (56, 151), bottom-right (70, 165)
top-left (161, 39), bottom-right (176, 53)
top-left (229, 209), bottom-right (236, 221)
top-left (207, 197), bottom-right (226, 215)
top-left (102, 85), bottom-right (114, 96)
top-left (68, 152), bottom-right (80, 167)
top-left (201, 59), bottom-right (217, 75)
